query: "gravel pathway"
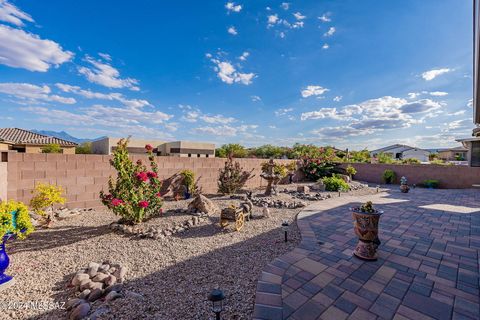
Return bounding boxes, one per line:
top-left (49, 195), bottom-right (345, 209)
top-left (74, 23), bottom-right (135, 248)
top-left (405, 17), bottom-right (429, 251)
top-left (0, 184), bottom-right (376, 320)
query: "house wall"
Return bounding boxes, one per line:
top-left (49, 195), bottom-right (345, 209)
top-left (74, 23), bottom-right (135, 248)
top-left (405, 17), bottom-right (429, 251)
top-left (339, 163), bottom-right (480, 188)
top-left (402, 149), bottom-right (429, 162)
top-left (0, 143), bottom-right (10, 151)
top-left (2, 152), bottom-right (295, 208)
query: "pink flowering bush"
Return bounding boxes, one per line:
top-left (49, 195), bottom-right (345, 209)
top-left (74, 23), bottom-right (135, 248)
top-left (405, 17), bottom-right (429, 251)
top-left (100, 139), bottom-right (163, 224)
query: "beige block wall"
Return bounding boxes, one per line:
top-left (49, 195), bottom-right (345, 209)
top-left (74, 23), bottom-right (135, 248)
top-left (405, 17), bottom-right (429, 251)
top-left (3, 152), bottom-right (295, 208)
top-left (0, 143), bottom-right (10, 151)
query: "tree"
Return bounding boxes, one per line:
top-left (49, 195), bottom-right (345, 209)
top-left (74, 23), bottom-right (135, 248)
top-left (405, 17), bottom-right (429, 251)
top-left (349, 150), bottom-right (371, 163)
top-left (251, 144), bottom-right (286, 158)
top-left (75, 142), bottom-right (92, 154)
top-left (215, 144), bottom-right (248, 158)
top-left (42, 143), bottom-right (62, 153)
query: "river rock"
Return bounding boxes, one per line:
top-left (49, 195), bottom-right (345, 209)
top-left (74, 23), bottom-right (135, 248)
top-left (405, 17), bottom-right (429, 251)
top-left (105, 275), bottom-right (117, 286)
top-left (69, 302), bottom-right (90, 320)
top-left (87, 262), bottom-right (100, 278)
top-left (92, 273), bottom-right (109, 283)
top-left (104, 283), bottom-right (123, 295)
top-left (187, 194), bottom-right (219, 214)
top-left (105, 291), bottom-right (122, 302)
top-left (71, 273), bottom-right (90, 286)
top-left (87, 288), bottom-right (104, 302)
top-left (65, 298), bottom-right (85, 311)
top-left (79, 279), bottom-right (92, 291)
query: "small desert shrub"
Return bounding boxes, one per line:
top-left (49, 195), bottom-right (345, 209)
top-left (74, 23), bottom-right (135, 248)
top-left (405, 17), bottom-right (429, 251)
top-left (0, 200), bottom-right (34, 239)
top-left (180, 169), bottom-right (196, 193)
top-left (346, 165), bottom-right (357, 178)
top-left (100, 139), bottom-right (163, 224)
top-left (261, 161), bottom-right (289, 178)
top-left (402, 158), bottom-right (421, 164)
top-left (322, 175), bottom-right (350, 191)
top-left (30, 183), bottom-right (66, 217)
top-left (382, 169), bottom-right (396, 184)
top-left (218, 157), bottom-right (254, 194)
top-left (42, 143), bottom-right (62, 153)
top-left (75, 142), bottom-right (92, 154)
top-left (423, 179), bottom-right (440, 188)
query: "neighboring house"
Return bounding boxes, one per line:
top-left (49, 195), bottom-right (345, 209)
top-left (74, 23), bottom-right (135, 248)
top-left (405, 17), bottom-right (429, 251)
top-left (435, 146), bottom-right (469, 161)
top-left (456, 136), bottom-right (480, 167)
top-left (91, 137), bottom-right (215, 158)
top-left (0, 128), bottom-right (77, 154)
top-left (370, 144), bottom-right (430, 162)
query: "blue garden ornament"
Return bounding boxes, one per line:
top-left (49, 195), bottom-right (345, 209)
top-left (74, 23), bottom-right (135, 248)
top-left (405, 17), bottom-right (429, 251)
top-left (0, 210), bottom-right (24, 288)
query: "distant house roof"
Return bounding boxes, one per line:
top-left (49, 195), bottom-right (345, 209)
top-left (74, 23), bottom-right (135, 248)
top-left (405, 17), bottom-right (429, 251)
top-left (370, 144), bottom-right (415, 154)
top-left (0, 128), bottom-right (77, 146)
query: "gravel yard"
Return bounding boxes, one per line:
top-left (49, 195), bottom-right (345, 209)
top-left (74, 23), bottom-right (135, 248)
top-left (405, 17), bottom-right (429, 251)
top-left (0, 183), bottom-right (375, 320)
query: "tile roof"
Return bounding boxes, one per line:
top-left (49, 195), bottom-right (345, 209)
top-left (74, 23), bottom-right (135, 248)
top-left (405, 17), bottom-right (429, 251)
top-left (0, 128), bottom-right (77, 146)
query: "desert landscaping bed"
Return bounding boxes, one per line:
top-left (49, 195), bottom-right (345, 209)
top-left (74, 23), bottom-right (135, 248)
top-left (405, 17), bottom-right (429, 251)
top-left (0, 183), bottom-right (375, 320)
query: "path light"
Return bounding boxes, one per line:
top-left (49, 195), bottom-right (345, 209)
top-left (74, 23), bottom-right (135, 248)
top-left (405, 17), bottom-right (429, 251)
top-left (208, 289), bottom-right (225, 320)
top-left (413, 184), bottom-right (416, 189)
top-left (282, 220), bottom-right (289, 242)
top-left (376, 185), bottom-right (380, 193)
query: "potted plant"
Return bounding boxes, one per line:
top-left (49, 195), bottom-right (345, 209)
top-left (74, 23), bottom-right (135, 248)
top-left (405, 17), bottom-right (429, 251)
top-left (350, 201), bottom-right (383, 261)
top-left (180, 169), bottom-right (195, 199)
top-left (400, 176), bottom-right (410, 193)
top-left (0, 200), bottom-right (34, 287)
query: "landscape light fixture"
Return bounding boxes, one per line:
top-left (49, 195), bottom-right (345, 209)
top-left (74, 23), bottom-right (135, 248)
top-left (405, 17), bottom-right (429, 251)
top-left (376, 185), bottom-right (380, 193)
top-left (208, 289), bottom-right (225, 320)
top-left (282, 220), bottom-right (289, 242)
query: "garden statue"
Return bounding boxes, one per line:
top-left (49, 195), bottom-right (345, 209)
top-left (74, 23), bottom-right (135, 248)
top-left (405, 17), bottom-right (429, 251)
top-left (0, 201), bottom-right (34, 290)
top-left (350, 201), bottom-right (383, 261)
top-left (400, 176), bottom-right (410, 193)
top-left (262, 204), bottom-right (271, 218)
top-left (260, 159), bottom-right (283, 196)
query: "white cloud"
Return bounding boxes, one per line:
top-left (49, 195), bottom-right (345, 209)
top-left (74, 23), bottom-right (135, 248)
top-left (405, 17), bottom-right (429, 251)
top-left (318, 14), bottom-right (331, 23)
top-left (0, 82), bottom-right (76, 104)
top-left (428, 91), bottom-right (448, 96)
top-left (302, 96), bottom-right (444, 133)
top-left (0, 0), bottom-right (33, 26)
top-left (322, 43), bottom-right (329, 50)
top-left (98, 53), bottom-right (112, 61)
top-left (78, 55), bottom-right (140, 90)
top-left (447, 110), bottom-right (466, 116)
top-left (407, 92), bottom-right (421, 99)
top-left (201, 114), bottom-right (235, 124)
top-left (333, 96), bottom-right (342, 102)
top-left (324, 27), bottom-right (336, 37)
top-left (180, 105), bottom-right (236, 124)
top-left (275, 108), bottom-right (293, 116)
top-left (467, 99), bottom-right (473, 108)
top-left (23, 104), bottom-right (174, 137)
top-left (225, 2), bottom-right (242, 13)
top-left (210, 57), bottom-right (255, 85)
top-left (192, 124), bottom-right (257, 137)
top-left (421, 68), bottom-right (452, 81)
top-left (0, 25), bottom-right (73, 72)
top-left (301, 85), bottom-right (329, 98)
top-left (281, 3), bottom-right (290, 10)
top-left (227, 26), bottom-right (238, 35)
top-left (293, 12), bottom-right (306, 20)
top-left (251, 95), bottom-right (261, 102)
top-left (268, 14), bottom-right (279, 26)
top-left (238, 51), bottom-right (249, 61)
top-left (55, 83), bottom-right (151, 108)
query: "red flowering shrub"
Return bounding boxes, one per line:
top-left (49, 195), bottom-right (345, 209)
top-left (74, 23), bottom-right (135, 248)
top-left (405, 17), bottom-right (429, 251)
top-left (300, 147), bottom-right (338, 181)
top-left (100, 138), bottom-right (163, 224)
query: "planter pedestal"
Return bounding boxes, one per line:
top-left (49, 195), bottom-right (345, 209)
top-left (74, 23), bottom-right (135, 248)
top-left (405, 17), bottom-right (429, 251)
top-left (351, 211), bottom-right (382, 260)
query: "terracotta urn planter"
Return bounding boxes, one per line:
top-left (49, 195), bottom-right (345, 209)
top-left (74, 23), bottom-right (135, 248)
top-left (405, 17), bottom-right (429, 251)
top-left (351, 202), bottom-right (383, 260)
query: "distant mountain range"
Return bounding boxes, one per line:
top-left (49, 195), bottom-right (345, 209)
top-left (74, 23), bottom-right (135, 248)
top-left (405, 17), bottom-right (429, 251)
top-left (32, 130), bottom-right (104, 144)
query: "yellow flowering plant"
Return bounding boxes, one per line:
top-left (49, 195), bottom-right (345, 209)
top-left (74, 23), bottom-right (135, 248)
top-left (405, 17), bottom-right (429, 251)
top-left (30, 183), bottom-right (66, 218)
top-left (0, 200), bottom-right (34, 239)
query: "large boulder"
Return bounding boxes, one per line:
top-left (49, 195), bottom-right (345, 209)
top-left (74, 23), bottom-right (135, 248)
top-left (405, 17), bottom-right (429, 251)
top-left (188, 194), bottom-right (219, 215)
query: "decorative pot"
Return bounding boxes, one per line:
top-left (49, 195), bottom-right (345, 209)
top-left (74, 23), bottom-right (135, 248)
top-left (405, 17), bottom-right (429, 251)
top-left (400, 185), bottom-right (410, 193)
top-left (351, 209), bottom-right (382, 260)
top-left (184, 192), bottom-right (191, 200)
top-left (0, 234), bottom-right (14, 287)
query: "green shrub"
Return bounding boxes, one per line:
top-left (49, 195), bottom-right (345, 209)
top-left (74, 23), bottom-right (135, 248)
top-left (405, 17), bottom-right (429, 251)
top-left (30, 183), bottom-right (66, 217)
top-left (42, 143), bottom-right (62, 153)
top-left (180, 169), bottom-right (195, 193)
top-left (218, 157), bottom-right (254, 194)
top-left (0, 200), bottom-right (34, 239)
top-left (322, 175), bottom-right (350, 191)
top-left (100, 139), bottom-right (163, 224)
top-left (402, 158), bottom-right (420, 164)
top-left (382, 169), bottom-right (396, 184)
top-left (75, 142), bottom-right (92, 154)
top-left (423, 179), bottom-right (440, 188)
top-left (346, 165), bottom-right (357, 177)
top-left (377, 152), bottom-right (394, 164)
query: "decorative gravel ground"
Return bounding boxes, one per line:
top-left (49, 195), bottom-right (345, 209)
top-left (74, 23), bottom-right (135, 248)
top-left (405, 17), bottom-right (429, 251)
top-left (0, 183), bottom-right (376, 320)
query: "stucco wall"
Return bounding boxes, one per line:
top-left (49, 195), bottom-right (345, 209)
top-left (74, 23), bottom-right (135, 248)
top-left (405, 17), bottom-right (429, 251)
top-left (339, 163), bottom-right (480, 188)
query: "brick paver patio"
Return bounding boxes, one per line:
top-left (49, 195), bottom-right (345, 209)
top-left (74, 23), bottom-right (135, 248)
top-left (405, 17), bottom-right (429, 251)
top-left (253, 188), bottom-right (480, 320)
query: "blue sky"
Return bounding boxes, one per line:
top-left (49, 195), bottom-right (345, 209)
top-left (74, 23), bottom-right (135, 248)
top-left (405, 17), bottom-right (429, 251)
top-left (0, 0), bottom-right (475, 149)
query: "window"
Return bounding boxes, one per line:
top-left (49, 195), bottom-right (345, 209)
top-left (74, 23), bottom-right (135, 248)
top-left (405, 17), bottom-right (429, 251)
top-left (188, 153), bottom-right (191, 157)
top-left (197, 154), bottom-right (200, 157)
top-left (206, 154), bottom-right (209, 158)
